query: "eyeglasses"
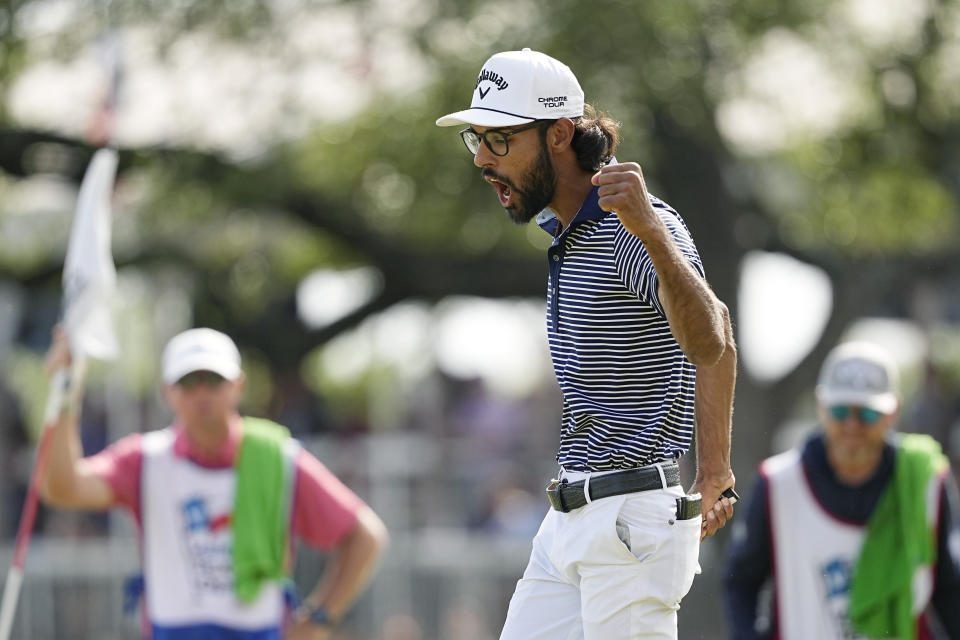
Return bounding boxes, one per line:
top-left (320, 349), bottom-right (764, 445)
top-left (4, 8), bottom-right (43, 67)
top-left (459, 120), bottom-right (545, 156)
top-left (176, 371), bottom-right (227, 389)
top-left (828, 405), bottom-right (885, 425)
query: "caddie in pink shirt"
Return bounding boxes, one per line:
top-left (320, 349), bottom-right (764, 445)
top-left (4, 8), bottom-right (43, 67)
top-left (40, 327), bottom-right (389, 640)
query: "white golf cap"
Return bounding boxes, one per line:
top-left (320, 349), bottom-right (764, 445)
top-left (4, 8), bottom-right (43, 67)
top-left (436, 48), bottom-right (585, 128)
top-left (161, 328), bottom-right (242, 385)
top-left (815, 341), bottom-right (900, 414)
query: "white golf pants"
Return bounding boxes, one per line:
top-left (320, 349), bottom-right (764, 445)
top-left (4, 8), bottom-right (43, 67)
top-left (499, 473), bottom-right (701, 640)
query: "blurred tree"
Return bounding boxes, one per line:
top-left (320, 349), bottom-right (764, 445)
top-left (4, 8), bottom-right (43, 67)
top-left (0, 0), bottom-right (958, 474)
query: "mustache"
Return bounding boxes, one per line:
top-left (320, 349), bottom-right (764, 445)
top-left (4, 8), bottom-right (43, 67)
top-left (481, 168), bottom-right (517, 191)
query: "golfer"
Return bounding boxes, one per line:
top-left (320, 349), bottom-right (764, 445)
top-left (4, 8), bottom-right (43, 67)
top-left (436, 49), bottom-right (738, 639)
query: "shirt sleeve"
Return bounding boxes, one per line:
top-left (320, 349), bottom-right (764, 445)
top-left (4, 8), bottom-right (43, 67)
top-left (83, 432), bottom-right (143, 515)
top-left (932, 471), bottom-right (960, 636)
top-left (723, 473), bottom-right (773, 640)
top-left (290, 449), bottom-right (364, 549)
top-left (612, 196), bottom-right (705, 317)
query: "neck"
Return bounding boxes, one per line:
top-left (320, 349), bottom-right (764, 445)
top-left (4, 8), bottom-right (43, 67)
top-left (184, 414), bottom-right (237, 459)
top-left (827, 445), bottom-right (884, 486)
top-left (549, 166), bottom-right (596, 229)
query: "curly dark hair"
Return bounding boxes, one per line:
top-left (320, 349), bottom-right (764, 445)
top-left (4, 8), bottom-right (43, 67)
top-left (569, 104), bottom-right (621, 172)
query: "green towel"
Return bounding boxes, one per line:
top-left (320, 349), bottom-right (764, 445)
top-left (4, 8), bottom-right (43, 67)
top-left (232, 418), bottom-right (293, 603)
top-left (849, 433), bottom-right (948, 639)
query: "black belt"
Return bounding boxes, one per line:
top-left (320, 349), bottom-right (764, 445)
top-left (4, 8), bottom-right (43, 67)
top-left (546, 462), bottom-right (681, 513)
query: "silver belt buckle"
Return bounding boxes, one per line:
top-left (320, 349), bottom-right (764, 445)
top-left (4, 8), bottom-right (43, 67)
top-left (546, 478), bottom-right (567, 512)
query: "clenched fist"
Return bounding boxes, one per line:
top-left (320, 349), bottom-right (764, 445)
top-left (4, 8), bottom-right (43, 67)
top-left (591, 162), bottom-right (663, 241)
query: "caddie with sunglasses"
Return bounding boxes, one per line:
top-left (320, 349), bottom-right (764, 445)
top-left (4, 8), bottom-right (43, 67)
top-left (40, 327), bottom-right (389, 640)
top-left (437, 49), bottom-right (738, 640)
top-left (725, 341), bottom-right (960, 640)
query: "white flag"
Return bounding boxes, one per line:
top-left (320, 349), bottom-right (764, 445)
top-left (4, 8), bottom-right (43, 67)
top-left (63, 148), bottom-right (119, 361)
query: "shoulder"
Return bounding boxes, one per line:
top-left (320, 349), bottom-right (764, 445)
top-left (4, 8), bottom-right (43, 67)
top-left (241, 417), bottom-right (291, 441)
top-left (103, 431), bottom-right (148, 460)
top-left (607, 192), bottom-right (687, 230)
top-left (83, 432), bottom-right (147, 510)
top-left (760, 447), bottom-right (802, 478)
top-left (140, 428), bottom-right (175, 454)
top-left (610, 192), bottom-right (699, 258)
top-left (894, 433), bottom-right (949, 470)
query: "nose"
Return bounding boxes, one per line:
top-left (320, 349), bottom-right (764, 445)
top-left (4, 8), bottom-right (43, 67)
top-left (838, 412), bottom-right (870, 429)
top-left (473, 142), bottom-right (496, 169)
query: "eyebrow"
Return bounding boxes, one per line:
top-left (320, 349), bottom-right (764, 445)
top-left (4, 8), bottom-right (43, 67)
top-left (471, 125), bottom-right (519, 134)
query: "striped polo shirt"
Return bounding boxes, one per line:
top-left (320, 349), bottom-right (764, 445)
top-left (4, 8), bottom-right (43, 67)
top-left (536, 184), bottom-right (704, 472)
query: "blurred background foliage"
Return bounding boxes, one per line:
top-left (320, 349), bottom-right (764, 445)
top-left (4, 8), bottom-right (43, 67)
top-left (3, 0), bottom-right (956, 457)
top-left (1, 0), bottom-right (960, 637)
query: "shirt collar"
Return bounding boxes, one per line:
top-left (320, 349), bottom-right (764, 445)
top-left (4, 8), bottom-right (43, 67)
top-left (535, 185), bottom-right (607, 238)
top-left (535, 156), bottom-right (616, 238)
top-left (172, 415), bottom-right (243, 468)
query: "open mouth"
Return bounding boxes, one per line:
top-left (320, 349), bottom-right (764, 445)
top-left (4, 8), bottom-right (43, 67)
top-left (485, 175), bottom-right (513, 208)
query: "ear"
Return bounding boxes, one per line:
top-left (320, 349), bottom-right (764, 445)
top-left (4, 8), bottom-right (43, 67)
top-left (228, 375), bottom-right (246, 405)
top-left (547, 118), bottom-right (576, 151)
top-left (884, 402), bottom-right (902, 429)
top-left (816, 403), bottom-right (830, 426)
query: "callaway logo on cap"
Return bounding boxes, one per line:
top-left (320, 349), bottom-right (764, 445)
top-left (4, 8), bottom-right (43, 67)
top-left (436, 48), bottom-right (585, 128)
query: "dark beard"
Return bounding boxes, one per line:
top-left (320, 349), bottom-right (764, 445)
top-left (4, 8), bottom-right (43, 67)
top-left (484, 141), bottom-right (557, 225)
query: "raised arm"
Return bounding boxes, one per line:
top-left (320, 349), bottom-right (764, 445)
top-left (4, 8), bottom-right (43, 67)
top-left (593, 162), bottom-right (726, 366)
top-left (38, 328), bottom-right (115, 511)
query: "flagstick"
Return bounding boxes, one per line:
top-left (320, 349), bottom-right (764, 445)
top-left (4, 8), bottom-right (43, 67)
top-left (0, 359), bottom-right (82, 640)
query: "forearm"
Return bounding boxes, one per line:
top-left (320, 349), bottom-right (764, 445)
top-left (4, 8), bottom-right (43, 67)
top-left (41, 415), bottom-right (83, 505)
top-left (644, 224), bottom-right (725, 365)
top-left (303, 505), bottom-right (388, 621)
top-left (40, 363), bottom-right (88, 506)
top-left (694, 303), bottom-right (736, 481)
top-left (38, 357), bottom-right (114, 510)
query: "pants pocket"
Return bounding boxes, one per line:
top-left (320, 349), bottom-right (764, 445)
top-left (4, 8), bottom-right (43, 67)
top-left (667, 517), bottom-right (702, 604)
top-left (613, 492), bottom-right (702, 606)
top-left (611, 492), bottom-right (674, 563)
top-left (614, 516), bottom-right (658, 564)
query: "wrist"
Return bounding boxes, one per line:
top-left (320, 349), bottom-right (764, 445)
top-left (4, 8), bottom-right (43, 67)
top-left (625, 213), bottom-right (669, 245)
top-left (694, 467), bottom-right (734, 485)
top-left (302, 604), bottom-right (336, 628)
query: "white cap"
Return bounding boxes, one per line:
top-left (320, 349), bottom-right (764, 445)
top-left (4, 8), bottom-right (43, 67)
top-left (436, 49), bottom-right (585, 128)
top-left (161, 328), bottom-right (242, 385)
top-left (815, 341), bottom-right (899, 414)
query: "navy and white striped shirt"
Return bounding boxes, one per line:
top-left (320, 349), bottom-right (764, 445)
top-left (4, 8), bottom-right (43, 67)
top-left (537, 184), bottom-right (705, 472)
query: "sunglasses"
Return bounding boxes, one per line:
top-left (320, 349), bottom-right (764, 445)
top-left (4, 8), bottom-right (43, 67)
top-left (176, 371), bottom-right (227, 389)
top-left (828, 405), bottom-right (885, 425)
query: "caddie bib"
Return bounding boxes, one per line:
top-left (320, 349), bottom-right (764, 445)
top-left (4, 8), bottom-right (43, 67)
top-left (141, 428), bottom-right (284, 638)
top-left (763, 449), bottom-right (869, 640)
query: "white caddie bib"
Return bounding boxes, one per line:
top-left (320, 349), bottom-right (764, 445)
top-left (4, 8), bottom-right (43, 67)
top-left (764, 449), bottom-right (869, 640)
top-left (141, 428), bottom-right (284, 631)
top-left (763, 448), bottom-right (939, 640)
